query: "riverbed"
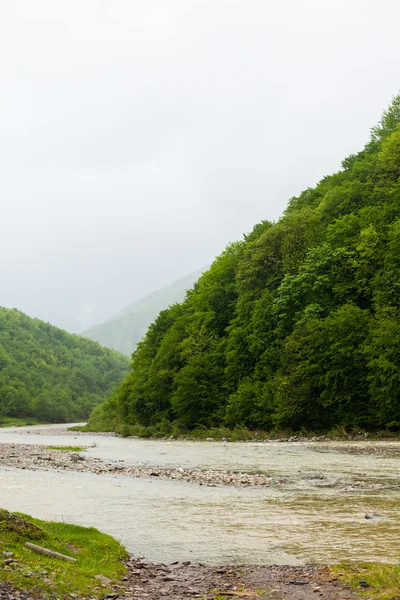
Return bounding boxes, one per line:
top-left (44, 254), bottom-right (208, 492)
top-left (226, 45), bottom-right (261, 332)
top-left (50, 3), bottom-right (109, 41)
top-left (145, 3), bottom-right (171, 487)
top-left (0, 424), bottom-right (399, 565)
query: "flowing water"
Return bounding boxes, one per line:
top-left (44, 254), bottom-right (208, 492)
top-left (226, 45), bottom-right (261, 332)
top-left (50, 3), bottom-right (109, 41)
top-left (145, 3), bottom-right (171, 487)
top-left (0, 424), bottom-right (399, 565)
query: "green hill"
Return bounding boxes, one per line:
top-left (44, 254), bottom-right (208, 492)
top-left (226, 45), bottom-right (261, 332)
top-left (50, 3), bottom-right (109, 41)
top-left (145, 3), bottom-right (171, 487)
top-left (0, 307), bottom-right (129, 423)
top-left (81, 269), bottom-right (206, 356)
top-left (87, 94), bottom-right (400, 435)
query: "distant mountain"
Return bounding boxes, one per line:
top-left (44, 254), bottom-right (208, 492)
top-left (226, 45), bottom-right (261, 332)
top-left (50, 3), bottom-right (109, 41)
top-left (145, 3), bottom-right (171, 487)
top-left (81, 269), bottom-right (206, 356)
top-left (0, 307), bottom-right (129, 423)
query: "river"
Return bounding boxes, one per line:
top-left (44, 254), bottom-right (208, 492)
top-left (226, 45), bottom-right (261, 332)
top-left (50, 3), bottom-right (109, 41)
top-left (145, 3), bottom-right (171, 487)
top-left (0, 424), bottom-right (399, 565)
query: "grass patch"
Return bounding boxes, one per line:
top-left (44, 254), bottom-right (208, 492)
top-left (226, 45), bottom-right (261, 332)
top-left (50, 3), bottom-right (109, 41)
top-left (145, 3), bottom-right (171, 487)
top-left (0, 508), bottom-right (128, 599)
top-left (331, 563), bottom-right (400, 599)
top-left (46, 446), bottom-right (86, 452)
top-left (0, 417), bottom-right (41, 428)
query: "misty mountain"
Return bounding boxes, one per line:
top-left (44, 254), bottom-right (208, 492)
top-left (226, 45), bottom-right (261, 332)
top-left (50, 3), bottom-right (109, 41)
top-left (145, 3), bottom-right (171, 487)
top-left (81, 269), bottom-right (206, 356)
top-left (0, 307), bottom-right (129, 423)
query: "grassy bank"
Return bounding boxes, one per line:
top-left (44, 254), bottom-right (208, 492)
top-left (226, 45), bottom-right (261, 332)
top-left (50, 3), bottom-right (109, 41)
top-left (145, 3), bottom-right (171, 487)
top-left (73, 420), bottom-right (400, 442)
top-left (331, 563), bottom-right (400, 600)
top-left (1, 513), bottom-right (399, 600)
top-left (0, 509), bottom-right (128, 599)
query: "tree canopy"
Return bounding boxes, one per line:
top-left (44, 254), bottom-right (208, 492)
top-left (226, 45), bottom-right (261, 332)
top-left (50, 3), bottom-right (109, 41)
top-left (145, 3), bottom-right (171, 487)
top-left (88, 94), bottom-right (400, 434)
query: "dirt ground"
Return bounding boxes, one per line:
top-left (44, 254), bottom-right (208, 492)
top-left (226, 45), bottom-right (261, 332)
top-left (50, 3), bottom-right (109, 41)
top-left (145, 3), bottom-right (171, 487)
top-left (114, 560), bottom-right (361, 600)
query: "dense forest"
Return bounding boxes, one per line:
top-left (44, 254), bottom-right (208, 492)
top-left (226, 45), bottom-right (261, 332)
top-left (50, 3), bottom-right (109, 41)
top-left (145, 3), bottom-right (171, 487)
top-left (88, 95), bottom-right (400, 435)
top-left (82, 269), bottom-right (205, 355)
top-left (0, 308), bottom-right (129, 423)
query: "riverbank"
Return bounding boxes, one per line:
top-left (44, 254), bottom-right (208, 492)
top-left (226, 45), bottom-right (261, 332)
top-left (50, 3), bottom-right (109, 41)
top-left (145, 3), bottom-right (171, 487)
top-left (76, 421), bottom-right (400, 442)
top-left (0, 509), bottom-right (127, 599)
top-left (0, 508), bottom-right (366, 600)
top-left (2, 509), bottom-right (395, 600)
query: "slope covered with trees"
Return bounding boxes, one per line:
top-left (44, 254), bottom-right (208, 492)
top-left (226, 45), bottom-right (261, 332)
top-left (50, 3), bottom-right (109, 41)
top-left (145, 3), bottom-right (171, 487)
top-left (0, 308), bottom-right (129, 423)
top-left (88, 95), bottom-right (400, 434)
top-left (81, 269), bottom-right (206, 356)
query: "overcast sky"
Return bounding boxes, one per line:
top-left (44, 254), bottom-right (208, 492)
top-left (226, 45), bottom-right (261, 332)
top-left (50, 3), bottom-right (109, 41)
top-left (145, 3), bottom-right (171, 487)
top-left (1, 0), bottom-right (399, 332)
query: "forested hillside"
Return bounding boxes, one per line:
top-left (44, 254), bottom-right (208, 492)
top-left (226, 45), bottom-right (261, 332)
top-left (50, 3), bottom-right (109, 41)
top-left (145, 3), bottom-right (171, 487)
top-left (88, 95), bottom-right (400, 435)
top-left (81, 269), bottom-right (205, 355)
top-left (0, 308), bottom-right (129, 423)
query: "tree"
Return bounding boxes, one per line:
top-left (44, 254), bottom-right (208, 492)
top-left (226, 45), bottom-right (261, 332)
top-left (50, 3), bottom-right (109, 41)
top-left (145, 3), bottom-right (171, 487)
top-left (87, 93), bottom-right (400, 434)
top-left (0, 307), bottom-right (129, 422)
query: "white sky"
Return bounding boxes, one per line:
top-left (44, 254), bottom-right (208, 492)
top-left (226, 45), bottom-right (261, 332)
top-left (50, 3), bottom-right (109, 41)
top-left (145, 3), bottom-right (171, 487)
top-left (1, 0), bottom-right (399, 331)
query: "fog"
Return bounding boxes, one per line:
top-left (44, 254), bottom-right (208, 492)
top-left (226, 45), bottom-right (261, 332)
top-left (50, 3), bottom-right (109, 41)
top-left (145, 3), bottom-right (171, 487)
top-left (1, 0), bottom-right (399, 331)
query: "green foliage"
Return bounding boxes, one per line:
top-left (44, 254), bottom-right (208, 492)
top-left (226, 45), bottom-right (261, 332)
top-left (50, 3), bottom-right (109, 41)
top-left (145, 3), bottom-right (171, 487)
top-left (0, 308), bottom-right (129, 422)
top-left (371, 94), bottom-right (400, 141)
top-left (273, 304), bottom-right (371, 429)
top-left (364, 308), bottom-right (400, 428)
top-left (87, 93), bottom-right (400, 434)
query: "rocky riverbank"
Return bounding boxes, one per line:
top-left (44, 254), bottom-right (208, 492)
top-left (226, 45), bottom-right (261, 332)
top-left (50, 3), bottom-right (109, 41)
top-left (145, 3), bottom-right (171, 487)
top-left (5, 424), bottom-right (396, 443)
top-left (0, 443), bottom-right (286, 487)
top-left (112, 559), bottom-right (361, 600)
top-left (0, 559), bottom-right (361, 600)
top-left (313, 442), bottom-right (400, 457)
